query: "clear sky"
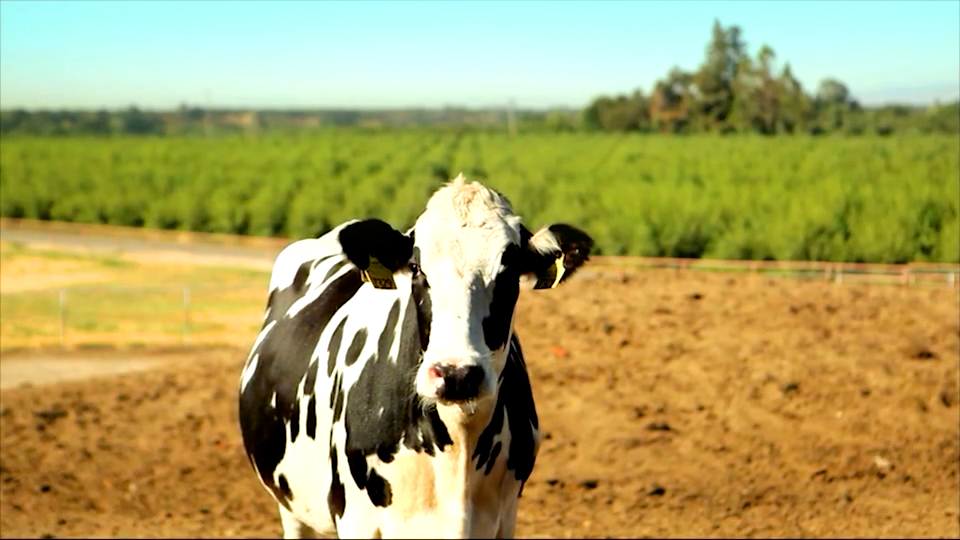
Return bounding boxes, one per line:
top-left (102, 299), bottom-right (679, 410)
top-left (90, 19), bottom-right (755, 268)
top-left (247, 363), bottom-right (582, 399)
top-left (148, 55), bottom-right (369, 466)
top-left (1, 0), bottom-right (957, 110)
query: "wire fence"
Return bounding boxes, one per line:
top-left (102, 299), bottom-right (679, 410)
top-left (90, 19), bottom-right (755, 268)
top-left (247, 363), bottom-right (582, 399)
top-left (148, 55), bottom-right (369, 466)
top-left (1, 218), bottom-right (957, 349)
top-left (3, 262), bottom-right (956, 350)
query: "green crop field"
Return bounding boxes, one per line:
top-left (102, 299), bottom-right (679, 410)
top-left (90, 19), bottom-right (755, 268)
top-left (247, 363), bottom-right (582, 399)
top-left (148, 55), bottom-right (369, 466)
top-left (1, 131), bottom-right (957, 263)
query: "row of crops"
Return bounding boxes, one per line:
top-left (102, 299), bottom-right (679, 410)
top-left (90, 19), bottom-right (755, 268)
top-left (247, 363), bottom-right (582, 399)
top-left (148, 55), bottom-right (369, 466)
top-left (1, 131), bottom-right (957, 262)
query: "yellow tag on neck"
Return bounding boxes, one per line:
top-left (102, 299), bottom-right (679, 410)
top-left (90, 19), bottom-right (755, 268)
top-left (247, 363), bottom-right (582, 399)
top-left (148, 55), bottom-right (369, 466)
top-left (360, 256), bottom-right (397, 290)
top-left (533, 254), bottom-right (566, 290)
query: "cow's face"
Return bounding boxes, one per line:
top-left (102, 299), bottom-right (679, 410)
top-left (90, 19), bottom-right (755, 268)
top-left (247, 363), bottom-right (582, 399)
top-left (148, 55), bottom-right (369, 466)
top-left (338, 176), bottom-right (592, 408)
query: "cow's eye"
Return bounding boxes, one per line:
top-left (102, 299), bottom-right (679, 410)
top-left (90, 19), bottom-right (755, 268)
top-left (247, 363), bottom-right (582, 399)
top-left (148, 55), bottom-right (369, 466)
top-left (410, 262), bottom-right (421, 277)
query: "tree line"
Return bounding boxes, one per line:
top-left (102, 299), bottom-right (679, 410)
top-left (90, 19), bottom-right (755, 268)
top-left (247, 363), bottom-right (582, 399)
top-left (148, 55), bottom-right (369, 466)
top-left (582, 19), bottom-right (959, 136)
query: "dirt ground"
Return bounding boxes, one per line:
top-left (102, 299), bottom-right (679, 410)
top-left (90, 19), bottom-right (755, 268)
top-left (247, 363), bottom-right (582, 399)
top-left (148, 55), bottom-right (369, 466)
top-left (1, 269), bottom-right (958, 538)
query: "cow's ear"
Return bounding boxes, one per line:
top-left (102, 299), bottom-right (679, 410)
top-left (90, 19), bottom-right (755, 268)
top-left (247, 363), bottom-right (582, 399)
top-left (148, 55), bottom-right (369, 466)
top-left (521, 224), bottom-right (593, 290)
top-left (338, 219), bottom-right (414, 289)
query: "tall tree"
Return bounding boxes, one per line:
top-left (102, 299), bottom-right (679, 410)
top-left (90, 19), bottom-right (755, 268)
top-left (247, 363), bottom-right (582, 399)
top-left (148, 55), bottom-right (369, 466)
top-left (694, 19), bottom-right (748, 131)
top-left (776, 62), bottom-right (812, 133)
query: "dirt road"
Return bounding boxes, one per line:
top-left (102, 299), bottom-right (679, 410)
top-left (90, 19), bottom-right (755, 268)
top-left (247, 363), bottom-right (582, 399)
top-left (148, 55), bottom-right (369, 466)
top-left (1, 268), bottom-right (958, 538)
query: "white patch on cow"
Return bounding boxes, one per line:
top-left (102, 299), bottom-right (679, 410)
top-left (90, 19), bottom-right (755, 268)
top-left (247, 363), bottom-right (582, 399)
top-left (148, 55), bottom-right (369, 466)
top-left (239, 319), bottom-right (277, 392)
top-left (239, 353), bottom-right (260, 393)
top-left (268, 221), bottom-right (357, 293)
top-left (274, 388), bottom-right (338, 537)
top-left (269, 392), bottom-right (277, 409)
top-left (411, 178), bottom-right (522, 406)
top-left (284, 254), bottom-right (352, 320)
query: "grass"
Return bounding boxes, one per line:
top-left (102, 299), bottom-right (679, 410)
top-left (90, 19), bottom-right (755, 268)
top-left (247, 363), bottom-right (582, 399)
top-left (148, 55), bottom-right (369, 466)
top-left (0, 242), bottom-right (271, 349)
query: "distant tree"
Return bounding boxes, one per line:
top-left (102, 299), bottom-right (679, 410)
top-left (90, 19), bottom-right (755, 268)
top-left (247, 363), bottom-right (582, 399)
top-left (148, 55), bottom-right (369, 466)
top-left (816, 78), bottom-right (851, 106)
top-left (814, 78), bottom-right (861, 132)
top-left (651, 67), bottom-right (694, 133)
top-left (776, 63), bottom-right (812, 133)
top-left (583, 91), bottom-right (650, 132)
top-left (0, 109), bottom-right (30, 134)
top-left (121, 106), bottom-right (165, 135)
top-left (79, 110), bottom-right (112, 134)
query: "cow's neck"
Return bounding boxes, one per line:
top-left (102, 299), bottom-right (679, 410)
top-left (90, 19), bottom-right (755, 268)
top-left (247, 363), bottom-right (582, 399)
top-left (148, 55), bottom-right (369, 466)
top-left (429, 398), bottom-right (496, 533)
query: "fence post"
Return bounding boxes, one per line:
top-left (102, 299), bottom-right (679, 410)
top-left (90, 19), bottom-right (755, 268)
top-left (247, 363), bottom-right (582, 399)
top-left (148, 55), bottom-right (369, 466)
top-left (834, 266), bottom-right (843, 285)
top-left (59, 289), bottom-right (67, 347)
top-left (183, 286), bottom-right (191, 345)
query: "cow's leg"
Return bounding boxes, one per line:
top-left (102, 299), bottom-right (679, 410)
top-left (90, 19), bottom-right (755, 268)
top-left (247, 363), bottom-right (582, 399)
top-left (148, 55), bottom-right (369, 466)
top-left (495, 497), bottom-right (519, 539)
top-left (278, 504), bottom-right (325, 539)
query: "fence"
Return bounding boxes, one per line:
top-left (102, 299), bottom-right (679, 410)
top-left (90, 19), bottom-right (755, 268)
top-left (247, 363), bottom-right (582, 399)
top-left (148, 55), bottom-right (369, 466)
top-left (1, 218), bottom-right (957, 349)
top-left (1, 285), bottom-right (266, 350)
top-left (4, 264), bottom-right (957, 350)
top-left (589, 255), bottom-right (960, 287)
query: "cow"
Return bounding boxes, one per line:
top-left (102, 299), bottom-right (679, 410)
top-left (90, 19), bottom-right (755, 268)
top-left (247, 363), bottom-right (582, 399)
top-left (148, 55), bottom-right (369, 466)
top-left (238, 174), bottom-right (593, 538)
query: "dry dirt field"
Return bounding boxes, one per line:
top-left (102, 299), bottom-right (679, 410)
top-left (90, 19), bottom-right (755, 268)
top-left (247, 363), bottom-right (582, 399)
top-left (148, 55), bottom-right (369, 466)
top-left (1, 267), bottom-right (959, 538)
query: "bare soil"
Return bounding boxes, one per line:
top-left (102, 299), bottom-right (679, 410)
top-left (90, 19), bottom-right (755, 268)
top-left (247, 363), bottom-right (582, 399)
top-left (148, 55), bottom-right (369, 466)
top-left (1, 270), bottom-right (958, 538)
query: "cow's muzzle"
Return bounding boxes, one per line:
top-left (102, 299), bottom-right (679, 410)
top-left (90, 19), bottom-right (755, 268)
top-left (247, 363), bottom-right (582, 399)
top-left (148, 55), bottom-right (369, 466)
top-left (428, 363), bottom-right (487, 402)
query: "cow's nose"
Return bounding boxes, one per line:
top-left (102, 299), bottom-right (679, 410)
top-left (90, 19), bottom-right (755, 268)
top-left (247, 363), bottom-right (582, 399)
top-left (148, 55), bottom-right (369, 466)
top-left (430, 363), bottom-right (486, 402)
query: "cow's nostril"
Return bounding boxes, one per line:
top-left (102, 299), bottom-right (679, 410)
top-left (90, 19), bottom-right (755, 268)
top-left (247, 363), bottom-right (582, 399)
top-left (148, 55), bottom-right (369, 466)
top-left (434, 364), bottom-right (485, 402)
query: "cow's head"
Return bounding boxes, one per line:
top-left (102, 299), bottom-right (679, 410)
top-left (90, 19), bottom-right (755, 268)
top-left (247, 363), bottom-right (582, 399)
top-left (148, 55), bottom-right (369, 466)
top-left (338, 175), bottom-right (592, 409)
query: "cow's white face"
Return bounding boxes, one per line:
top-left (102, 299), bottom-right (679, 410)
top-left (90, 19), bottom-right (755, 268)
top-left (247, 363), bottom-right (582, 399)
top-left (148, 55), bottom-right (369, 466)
top-left (410, 179), bottom-right (525, 407)
top-left (337, 175), bottom-right (593, 409)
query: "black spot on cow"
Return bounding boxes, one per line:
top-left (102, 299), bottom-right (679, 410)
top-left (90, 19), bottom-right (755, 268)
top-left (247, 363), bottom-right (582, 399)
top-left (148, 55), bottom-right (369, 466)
top-left (332, 374), bottom-right (345, 424)
top-left (278, 474), bottom-right (293, 501)
top-left (329, 371), bottom-right (341, 409)
top-left (239, 266), bottom-right (363, 500)
top-left (293, 262), bottom-right (311, 290)
top-left (345, 451), bottom-right (394, 508)
top-left (412, 276), bottom-right (432, 350)
top-left (483, 245), bottom-right (520, 351)
top-left (306, 394), bottom-right (318, 439)
top-left (290, 399), bottom-right (301, 443)
top-left (378, 300), bottom-right (401, 360)
top-left (327, 317), bottom-right (348, 377)
top-left (410, 246), bottom-right (432, 349)
top-left (328, 448), bottom-right (345, 519)
top-left (344, 328), bottom-right (367, 367)
top-left (473, 335), bottom-right (538, 482)
top-left (367, 467), bottom-right (393, 507)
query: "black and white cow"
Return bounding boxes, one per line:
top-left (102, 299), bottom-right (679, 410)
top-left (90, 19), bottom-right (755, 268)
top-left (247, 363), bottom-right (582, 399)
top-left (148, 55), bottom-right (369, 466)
top-left (238, 175), bottom-right (592, 538)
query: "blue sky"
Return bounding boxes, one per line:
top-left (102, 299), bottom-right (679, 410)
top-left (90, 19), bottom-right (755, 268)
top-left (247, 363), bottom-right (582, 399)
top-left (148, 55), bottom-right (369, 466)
top-left (1, 0), bottom-right (957, 110)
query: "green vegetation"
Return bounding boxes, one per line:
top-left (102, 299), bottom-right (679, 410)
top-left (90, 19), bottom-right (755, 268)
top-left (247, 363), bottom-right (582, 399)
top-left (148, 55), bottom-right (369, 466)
top-left (1, 132), bottom-right (957, 263)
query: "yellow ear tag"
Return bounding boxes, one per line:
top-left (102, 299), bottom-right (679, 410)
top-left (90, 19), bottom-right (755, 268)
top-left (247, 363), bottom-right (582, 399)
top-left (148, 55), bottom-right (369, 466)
top-left (534, 254), bottom-right (566, 290)
top-left (360, 256), bottom-right (397, 290)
